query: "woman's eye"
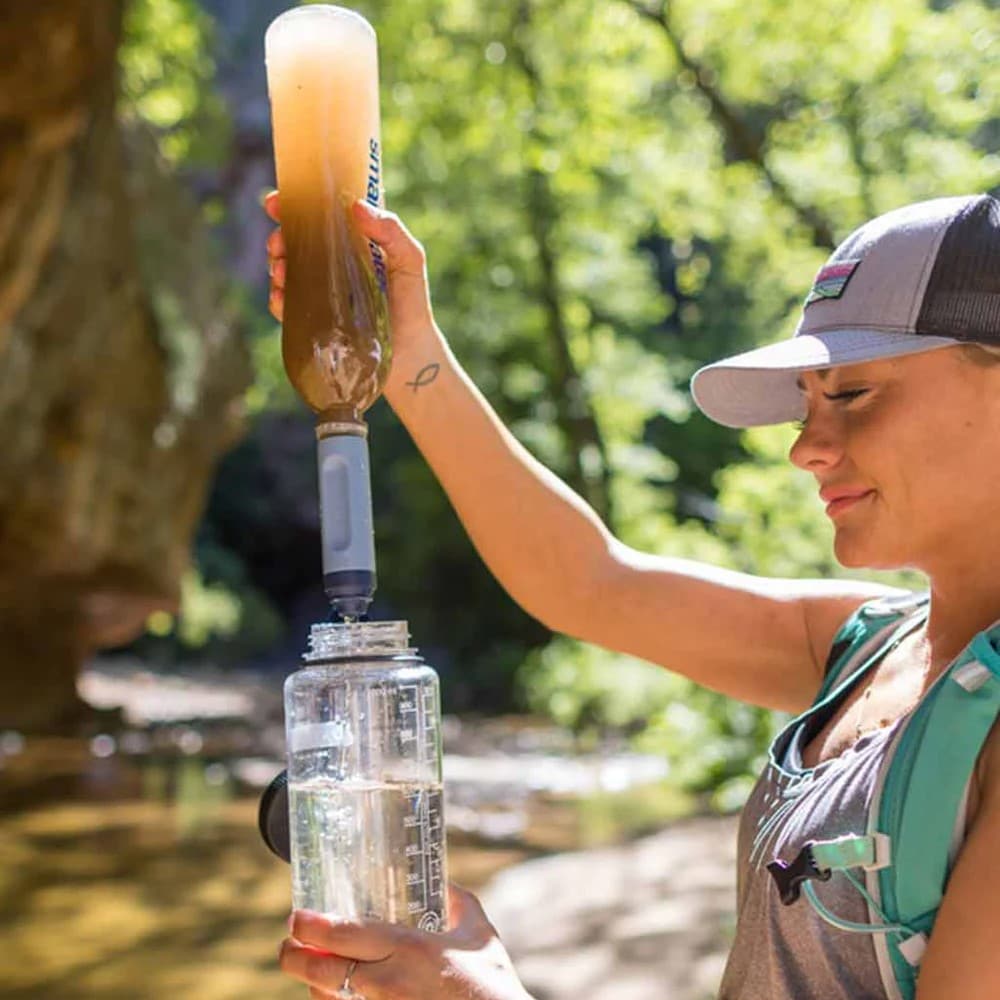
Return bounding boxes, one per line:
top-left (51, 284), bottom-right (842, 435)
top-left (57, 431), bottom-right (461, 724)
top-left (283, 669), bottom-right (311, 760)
top-left (823, 388), bottom-right (869, 402)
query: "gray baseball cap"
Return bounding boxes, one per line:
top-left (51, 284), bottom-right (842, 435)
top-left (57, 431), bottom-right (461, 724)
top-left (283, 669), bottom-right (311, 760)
top-left (690, 194), bottom-right (1000, 428)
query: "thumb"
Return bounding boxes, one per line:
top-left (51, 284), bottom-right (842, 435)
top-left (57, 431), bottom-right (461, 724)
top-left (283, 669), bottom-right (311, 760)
top-left (351, 200), bottom-right (426, 278)
top-left (446, 883), bottom-right (495, 940)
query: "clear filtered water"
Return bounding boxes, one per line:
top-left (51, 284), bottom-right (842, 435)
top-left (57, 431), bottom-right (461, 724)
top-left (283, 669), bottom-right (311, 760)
top-left (289, 776), bottom-right (447, 930)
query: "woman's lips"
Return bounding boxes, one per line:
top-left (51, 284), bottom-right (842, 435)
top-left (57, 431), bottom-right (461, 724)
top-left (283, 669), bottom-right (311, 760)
top-left (823, 490), bottom-right (875, 519)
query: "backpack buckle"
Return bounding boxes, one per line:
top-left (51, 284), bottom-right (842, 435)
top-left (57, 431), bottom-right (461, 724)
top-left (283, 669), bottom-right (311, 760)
top-left (767, 843), bottom-right (832, 905)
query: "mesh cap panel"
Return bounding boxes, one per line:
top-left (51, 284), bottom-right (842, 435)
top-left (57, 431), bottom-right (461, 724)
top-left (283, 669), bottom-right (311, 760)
top-left (915, 195), bottom-right (1000, 343)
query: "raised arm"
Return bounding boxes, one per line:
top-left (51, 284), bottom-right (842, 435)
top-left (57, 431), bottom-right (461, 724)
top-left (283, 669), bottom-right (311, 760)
top-left (265, 194), bottom-right (901, 713)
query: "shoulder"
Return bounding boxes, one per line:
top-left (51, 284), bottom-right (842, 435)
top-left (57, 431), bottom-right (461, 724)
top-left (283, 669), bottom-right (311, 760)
top-left (920, 710), bottom-right (1000, 997)
top-left (804, 587), bottom-right (926, 672)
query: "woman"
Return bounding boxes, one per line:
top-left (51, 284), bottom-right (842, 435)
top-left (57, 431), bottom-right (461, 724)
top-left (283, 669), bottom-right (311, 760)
top-left (266, 192), bottom-right (1000, 999)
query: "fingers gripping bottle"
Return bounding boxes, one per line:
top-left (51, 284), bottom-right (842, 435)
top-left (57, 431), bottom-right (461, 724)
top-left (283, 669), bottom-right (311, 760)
top-left (265, 5), bottom-right (390, 619)
top-left (283, 620), bottom-right (448, 931)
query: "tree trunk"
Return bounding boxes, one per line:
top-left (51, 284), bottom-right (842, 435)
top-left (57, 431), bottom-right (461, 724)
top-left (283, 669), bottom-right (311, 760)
top-left (0, 1), bottom-right (251, 729)
top-left (509, 0), bottom-right (616, 526)
top-left (525, 167), bottom-right (615, 525)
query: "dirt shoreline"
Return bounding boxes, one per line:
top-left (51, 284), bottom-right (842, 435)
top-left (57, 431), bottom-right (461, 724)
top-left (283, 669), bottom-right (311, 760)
top-left (482, 813), bottom-right (739, 1000)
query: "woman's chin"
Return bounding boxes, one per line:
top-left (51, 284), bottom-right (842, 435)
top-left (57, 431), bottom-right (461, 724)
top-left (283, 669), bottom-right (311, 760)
top-left (832, 531), bottom-right (897, 570)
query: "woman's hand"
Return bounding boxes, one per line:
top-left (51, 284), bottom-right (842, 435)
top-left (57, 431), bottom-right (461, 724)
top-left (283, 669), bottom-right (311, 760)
top-left (278, 884), bottom-right (532, 1000)
top-left (262, 190), bottom-right (443, 400)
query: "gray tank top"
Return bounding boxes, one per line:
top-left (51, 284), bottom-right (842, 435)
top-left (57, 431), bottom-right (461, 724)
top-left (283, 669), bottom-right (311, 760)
top-left (718, 628), bottom-right (922, 1000)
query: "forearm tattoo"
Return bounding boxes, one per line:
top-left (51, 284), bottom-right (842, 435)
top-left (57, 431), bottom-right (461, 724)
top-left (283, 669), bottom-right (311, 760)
top-left (405, 363), bottom-right (441, 392)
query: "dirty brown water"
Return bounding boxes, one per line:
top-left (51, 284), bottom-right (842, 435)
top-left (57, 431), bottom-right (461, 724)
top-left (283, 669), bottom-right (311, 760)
top-left (0, 707), bottom-right (691, 999)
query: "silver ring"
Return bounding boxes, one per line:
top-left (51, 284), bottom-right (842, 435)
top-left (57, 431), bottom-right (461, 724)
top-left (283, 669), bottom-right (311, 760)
top-left (334, 959), bottom-right (363, 1000)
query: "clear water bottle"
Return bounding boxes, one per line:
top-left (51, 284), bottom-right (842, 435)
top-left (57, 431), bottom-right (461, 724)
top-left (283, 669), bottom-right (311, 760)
top-left (284, 619), bottom-right (448, 931)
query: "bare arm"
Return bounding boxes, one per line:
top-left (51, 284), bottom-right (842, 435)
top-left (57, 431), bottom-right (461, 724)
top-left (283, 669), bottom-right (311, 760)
top-left (384, 330), bottom-right (896, 712)
top-left (914, 722), bottom-right (1000, 999)
top-left (266, 194), bottom-right (902, 713)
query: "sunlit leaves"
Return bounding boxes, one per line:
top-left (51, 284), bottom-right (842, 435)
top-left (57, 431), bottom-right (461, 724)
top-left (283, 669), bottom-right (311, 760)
top-left (141, 0), bottom-right (997, 740)
top-left (120, 0), bottom-right (230, 165)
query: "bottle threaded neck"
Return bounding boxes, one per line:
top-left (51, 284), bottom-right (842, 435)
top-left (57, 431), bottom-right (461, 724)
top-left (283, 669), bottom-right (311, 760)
top-left (305, 619), bottom-right (412, 661)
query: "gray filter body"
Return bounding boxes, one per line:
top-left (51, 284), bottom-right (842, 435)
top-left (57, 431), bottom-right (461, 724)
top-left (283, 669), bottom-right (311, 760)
top-left (318, 432), bottom-right (376, 617)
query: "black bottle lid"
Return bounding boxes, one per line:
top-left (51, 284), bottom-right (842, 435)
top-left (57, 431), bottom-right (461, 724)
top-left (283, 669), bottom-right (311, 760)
top-left (258, 769), bottom-right (291, 863)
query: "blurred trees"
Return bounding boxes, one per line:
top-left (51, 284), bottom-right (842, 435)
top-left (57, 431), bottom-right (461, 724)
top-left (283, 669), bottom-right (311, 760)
top-left (0, 0), bottom-right (250, 728)
top-left (10, 0), bottom-right (995, 761)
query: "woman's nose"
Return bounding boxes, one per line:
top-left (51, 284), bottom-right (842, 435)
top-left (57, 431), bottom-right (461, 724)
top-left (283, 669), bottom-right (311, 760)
top-left (788, 413), bottom-right (844, 472)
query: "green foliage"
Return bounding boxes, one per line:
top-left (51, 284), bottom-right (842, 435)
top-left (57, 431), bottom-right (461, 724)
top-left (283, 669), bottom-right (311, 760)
top-left (518, 637), bottom-right (684, 734)
top-left (177, 568), bottom-right (241, 646)
top-left (369, 0), bottom-right (696, 513)
top-left (120, 0), bottom-right (231, 166)
top-left (635, 684), bottom-right (780, 808)
top-left (140, 562), bottom-right (284, 666)
top-left (120, 0), bottom-right (998, 789)
top-left (517, 634), bottom-right (782, 808)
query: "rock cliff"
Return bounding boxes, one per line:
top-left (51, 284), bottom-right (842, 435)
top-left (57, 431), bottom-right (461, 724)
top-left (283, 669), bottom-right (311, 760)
top-left (0, 0), bottom-right (251, 727)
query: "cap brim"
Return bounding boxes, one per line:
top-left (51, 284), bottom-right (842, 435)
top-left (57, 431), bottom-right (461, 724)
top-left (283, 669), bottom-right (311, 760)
top-left (690, 330), bottom-right (959, 428)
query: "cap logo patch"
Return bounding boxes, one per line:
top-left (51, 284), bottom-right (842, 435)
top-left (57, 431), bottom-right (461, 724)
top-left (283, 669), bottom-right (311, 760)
top-left (805, 259), bottom-right (861, 306)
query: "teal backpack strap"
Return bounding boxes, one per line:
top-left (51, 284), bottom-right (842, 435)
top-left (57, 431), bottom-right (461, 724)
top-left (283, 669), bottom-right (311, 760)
top-left (765, 593), bottom-right (1000, 1000)
top-left (813, 592), bottom-right (931, 709)
top-left (870, 626), bottom-right (1000, 1000)
top-left (766, 595), bottom-right (930, 935)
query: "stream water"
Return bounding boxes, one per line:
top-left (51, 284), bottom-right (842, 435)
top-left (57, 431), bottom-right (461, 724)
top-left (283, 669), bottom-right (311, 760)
top-left (0, 662), bottom-right (690, 1000)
